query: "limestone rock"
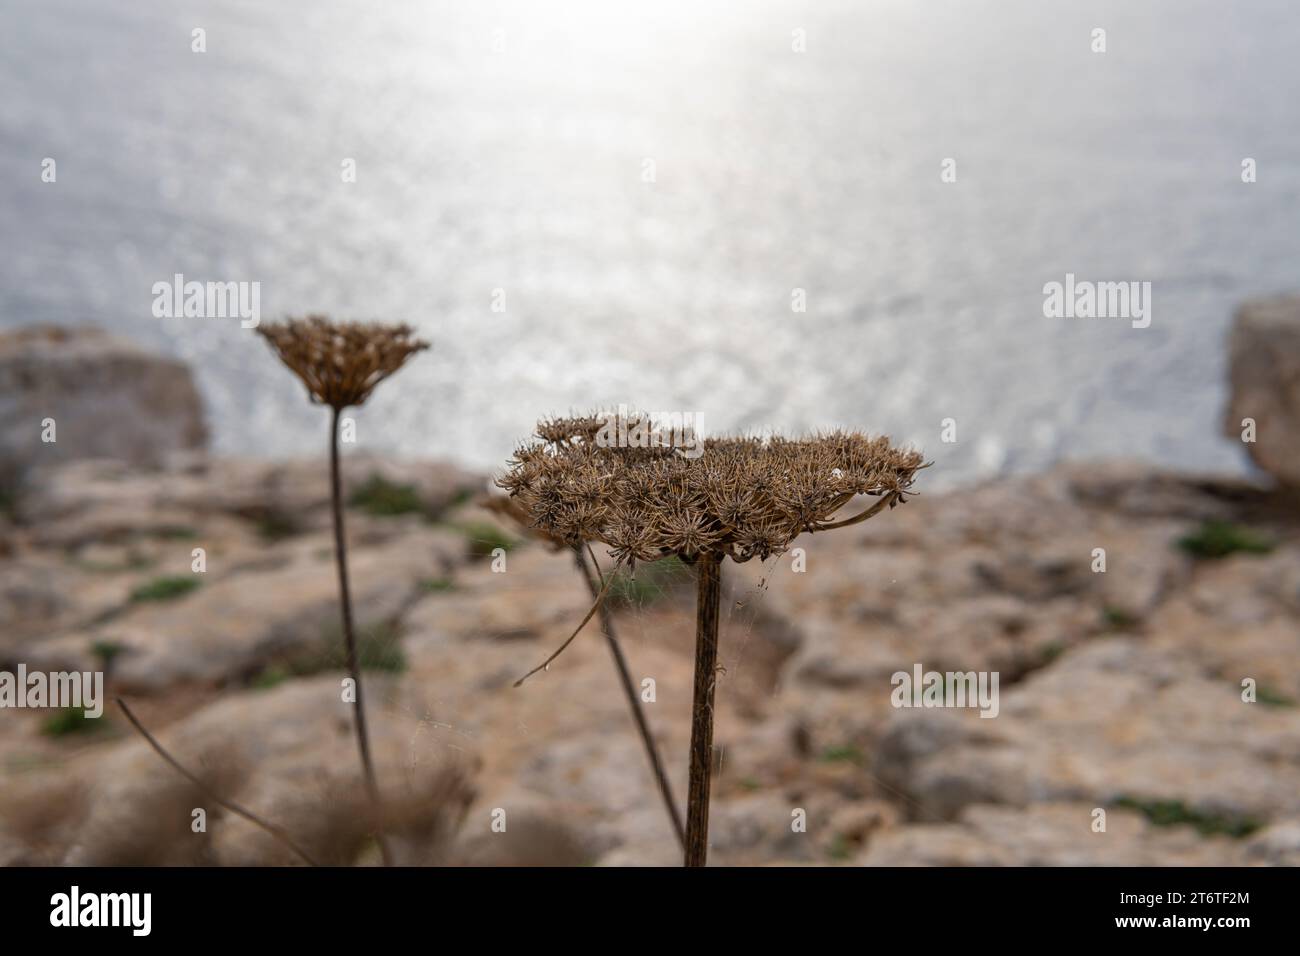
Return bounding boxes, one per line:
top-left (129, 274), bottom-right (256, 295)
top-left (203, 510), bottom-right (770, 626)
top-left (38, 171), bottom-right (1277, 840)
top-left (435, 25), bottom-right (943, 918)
top-left (18, 528), bottom-right (464, 692)
top-left (860, 803), bottom-right (1248, 866)
top-left (0, 326), bottom-right (206, 486)
top-left (874, 638), bottom-right (1300, 826)
top-left (1224, 294), bottom-right (1300, 486)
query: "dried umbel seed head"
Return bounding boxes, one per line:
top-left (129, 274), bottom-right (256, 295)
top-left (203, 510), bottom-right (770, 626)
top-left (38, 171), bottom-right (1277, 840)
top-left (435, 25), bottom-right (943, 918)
top-left (497, 414), bottom-right (927, 566)
top-left (257, 315), bottom-right (429, 409)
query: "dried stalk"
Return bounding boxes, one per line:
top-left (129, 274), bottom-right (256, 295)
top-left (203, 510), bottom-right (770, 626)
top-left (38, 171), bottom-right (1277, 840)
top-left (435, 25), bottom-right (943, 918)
top-left (116, 698), bottom-right (320, 867)
top-left (497, 412), bottom-right (927, 868)
top-left (514, 565), bottom-right (620, 687)
top-left (330, 406), bottom-right (393, 867)
top-left (258, 318), bottom-right (427, 868)
top-left (685, 555), bottom-right (722, 867)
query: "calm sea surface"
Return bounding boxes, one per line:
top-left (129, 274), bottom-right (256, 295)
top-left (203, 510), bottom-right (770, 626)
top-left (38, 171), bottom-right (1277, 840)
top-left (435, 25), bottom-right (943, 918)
top-left (3, 0), bottom-right (1298, 484)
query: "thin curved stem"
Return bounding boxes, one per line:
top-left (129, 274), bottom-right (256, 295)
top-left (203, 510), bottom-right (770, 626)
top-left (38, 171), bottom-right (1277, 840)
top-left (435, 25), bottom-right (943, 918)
top-left (330, 405), bottom-right (393, 866)
top-left (574, 547), bottom-right (686, 850)
top-left (116, 698), bottom-right (320, 867)
top-left (585, 541), bottom-right (606, 589)
top-left (514, 557), bottom-right (621, 687)
top-left (811, 490), bottom-right (900, 532)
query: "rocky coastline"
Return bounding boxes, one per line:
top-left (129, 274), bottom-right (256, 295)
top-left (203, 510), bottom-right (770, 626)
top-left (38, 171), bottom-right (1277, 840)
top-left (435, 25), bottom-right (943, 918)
top-left (2, 306), bottom-right (1299, 866)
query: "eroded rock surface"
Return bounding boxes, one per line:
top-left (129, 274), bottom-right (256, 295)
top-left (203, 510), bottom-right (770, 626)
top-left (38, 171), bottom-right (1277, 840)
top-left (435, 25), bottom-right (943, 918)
top-left (2, 455), bottom-right (1297, 866)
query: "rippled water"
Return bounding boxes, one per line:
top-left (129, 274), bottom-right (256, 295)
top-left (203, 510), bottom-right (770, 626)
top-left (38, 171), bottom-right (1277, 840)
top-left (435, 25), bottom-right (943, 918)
top-left (3, 0), bottom-right (1298, 484)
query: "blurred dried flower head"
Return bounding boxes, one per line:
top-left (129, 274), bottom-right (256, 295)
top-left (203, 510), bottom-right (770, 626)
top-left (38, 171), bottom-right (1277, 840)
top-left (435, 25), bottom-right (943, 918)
top-left (498, 412), bottom-right (926, 566)
top-left (257, 315), bottom-right (429, 409)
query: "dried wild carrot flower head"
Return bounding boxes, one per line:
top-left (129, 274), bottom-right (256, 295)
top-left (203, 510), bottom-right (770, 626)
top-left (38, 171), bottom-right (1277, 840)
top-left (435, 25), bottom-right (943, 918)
top-left (257, 315), bottom-right (429, 409)
top-left (497, 412), bottom-right (926, 567)
top-left (501, 414), bottom-right (927, 866)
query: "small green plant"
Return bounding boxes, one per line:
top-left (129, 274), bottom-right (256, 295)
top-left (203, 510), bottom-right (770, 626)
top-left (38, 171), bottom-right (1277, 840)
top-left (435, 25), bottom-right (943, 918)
top-left (738, 776), bottom-right (763, 792)
top-left (606, 556), bottom-right (689, 609)
top-left (1100, 606), bottom-right (1140, 631)
top-left (350, 475), bottom-right (426, 517)
top-left (356, 628), bottom-right (407, 673)
top-left (90, 640), bottom-right (125, 668)
top-left (459, 522), bottom-right (517, 559)
top-left (826, 834), bottom-right (853, 861)
top-left (819, 744), bottom-right (865, 765)
top-left (250, 664), bottom-right (291, 691)
top-left (252, 622), bottom-right (407, 686)
top-left (419, 576), bottom-right (456, 593)
top-left (1177, 520), bottom-right (1275, 560)
top-left (153, 525), bottom-right (199, 540)
top-left (130, 575), bottom-right (201, 603)
top-left (1256, 685), bottom-right (1296, 708)
top-left (75, 552), bottom-right (155, 574)
top-left (42, 708), bottom-right (107, 738)
top-left (316, 621), bottom-right (406, 673)
top-left (256, 509), bottom-right (302, 541)
top-left (1115, 796), bottom-right (1262, 838)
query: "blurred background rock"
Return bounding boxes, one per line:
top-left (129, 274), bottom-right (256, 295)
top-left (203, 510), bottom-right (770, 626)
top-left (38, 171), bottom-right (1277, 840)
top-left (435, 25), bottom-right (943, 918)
top-left (1, 296), bottom-right (1298, 864)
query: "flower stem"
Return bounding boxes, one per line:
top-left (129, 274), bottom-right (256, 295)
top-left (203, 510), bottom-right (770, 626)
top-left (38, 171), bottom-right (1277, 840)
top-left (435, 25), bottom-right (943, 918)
top-left (685, 553), bottom-right (722, 867)
top-left (572, 546), bottom-right (686, 851)
top-left (329, 406), bottom-right (393, 867)
top-left (117, 698), bottom-right (320, 866)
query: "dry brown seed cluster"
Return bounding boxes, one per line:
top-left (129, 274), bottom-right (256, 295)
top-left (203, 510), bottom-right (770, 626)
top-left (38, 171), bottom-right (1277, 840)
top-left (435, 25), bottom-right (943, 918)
top-left (497, 413), bottom-right (926, 566)
top-left (257, 315), bottom-right (429, 409)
